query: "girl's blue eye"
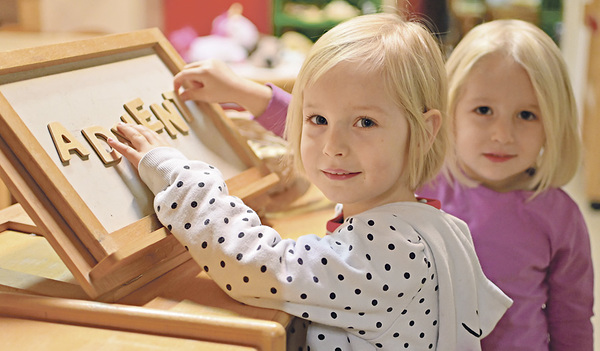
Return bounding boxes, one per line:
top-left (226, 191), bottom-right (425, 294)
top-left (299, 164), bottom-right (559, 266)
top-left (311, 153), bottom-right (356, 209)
top-left (309, 115), bottom-right (328, 125)
top-left (356, 117), bottom-right (376, 128)
top-left (475, 106), bottom-right (492, 115)
top-left (518, 110), bottom-right (537, 121)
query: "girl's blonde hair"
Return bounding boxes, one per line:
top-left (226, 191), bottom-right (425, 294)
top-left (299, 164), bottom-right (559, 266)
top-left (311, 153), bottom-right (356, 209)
top-left (444, 19), bottom-right (581, 197)
top-left (284, 12), bottom-right (448, 191)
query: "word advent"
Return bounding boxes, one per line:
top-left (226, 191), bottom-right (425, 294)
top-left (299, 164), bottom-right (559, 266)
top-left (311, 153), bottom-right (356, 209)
top-left (48, 91), bottom-right (191, 166)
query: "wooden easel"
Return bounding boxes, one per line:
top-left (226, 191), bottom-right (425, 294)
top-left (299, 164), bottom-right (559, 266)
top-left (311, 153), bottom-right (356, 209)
top-left (0, 28), bottom-right (279, 301)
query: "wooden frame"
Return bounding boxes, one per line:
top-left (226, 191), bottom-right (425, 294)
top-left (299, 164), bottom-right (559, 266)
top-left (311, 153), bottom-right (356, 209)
top-left (0, 28), bottom-right (279, 300)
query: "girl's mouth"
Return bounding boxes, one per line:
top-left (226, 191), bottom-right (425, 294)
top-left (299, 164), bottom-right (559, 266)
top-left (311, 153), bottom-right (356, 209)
top-left (322, 169), bottom-right (361, 180)
top-left (483, 153), bottom-right (516, 163)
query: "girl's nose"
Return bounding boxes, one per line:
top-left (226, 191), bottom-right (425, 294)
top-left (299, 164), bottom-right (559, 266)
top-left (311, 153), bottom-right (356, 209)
top-left (491, 117), bottom-right (515, 144)
top-left (322, 127), bottom-right (348, 157)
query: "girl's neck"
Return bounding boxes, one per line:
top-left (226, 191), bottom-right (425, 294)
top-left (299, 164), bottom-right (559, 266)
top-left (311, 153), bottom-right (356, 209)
top-left (342, 194), bottom-right (418, 218)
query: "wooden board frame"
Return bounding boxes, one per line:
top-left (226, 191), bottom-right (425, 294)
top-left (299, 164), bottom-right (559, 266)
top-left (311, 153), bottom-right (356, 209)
top-left (0, 28), bottom-right (279, 300)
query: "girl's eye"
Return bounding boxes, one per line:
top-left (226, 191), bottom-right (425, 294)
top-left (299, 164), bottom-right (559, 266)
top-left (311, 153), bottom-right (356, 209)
top-left (355, 117), bottom-right (376, 128)
top-left (308, 115), bottom-right (328, 125)
top-left (475, 106), bottom-right (492, 115)
top-left (518, 110), bottom-right (537, 121)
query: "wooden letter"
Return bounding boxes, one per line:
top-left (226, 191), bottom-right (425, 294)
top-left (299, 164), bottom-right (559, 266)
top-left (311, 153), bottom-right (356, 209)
top-left (150, 99), bottom-right (189, 138)
top-left (81, 126), bottom-right (121, 166)
top-left (162, 91), bottom-right (194, 122)
top-left (48, 122), bottom-right (91, 163)
top-left (123, 98), bottom-right (164, 133)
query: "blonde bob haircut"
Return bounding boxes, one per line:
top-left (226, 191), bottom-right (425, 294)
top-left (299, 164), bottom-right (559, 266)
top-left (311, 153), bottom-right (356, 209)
top-left (444, 19), bottom-right (581, 197)
top-left (284, 12), bottom-right (448, 191)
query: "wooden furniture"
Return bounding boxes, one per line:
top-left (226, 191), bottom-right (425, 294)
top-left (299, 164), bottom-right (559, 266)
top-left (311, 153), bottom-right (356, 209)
top-left (0, 182), bottom-right (335, 350)
top-left (0, 29), bottom-right (279, 301)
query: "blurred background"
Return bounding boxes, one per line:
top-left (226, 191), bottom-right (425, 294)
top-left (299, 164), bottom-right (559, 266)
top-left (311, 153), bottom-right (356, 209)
top-left (0, 0), bottom-right (599, 347)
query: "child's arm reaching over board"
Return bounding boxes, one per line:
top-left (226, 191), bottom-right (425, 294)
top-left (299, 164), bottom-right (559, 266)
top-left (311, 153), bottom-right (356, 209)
top-left (173, 59), bottom-right (273, 118)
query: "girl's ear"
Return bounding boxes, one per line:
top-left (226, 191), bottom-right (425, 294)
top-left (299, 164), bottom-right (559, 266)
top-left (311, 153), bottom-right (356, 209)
top-left (423, 109), bottom-right (442, 147)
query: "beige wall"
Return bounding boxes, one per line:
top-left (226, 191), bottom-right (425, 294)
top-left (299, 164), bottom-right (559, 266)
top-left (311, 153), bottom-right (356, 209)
top-left (19, 0), bottom-right (163, 33)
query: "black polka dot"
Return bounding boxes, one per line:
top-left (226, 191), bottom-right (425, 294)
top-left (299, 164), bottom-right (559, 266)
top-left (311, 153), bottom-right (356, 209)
top-left (367, 233), bottom-right (374, 241)
top-left (220, 261), bottom-right (226, 268)
top-left (298, 258), bottom-right (303, 265)
top-left (218, 237), bottom-right (225, 244)
top-left (238, 232), bottom-right (245, 238)
top-left (366, 272), bottom-right (372, 280)
top-left (209, 198), bottom-right (215, 204)
top-left (331, 312), bottom-right (337, 319)
top-left (329, 292), bottom-right (336, 300)
top-left (376, 343), bottom-right (383, 348)
top-left (305, 245), bottom-right (311, 251)
top-left (190, 201), bottom-right (197, 208)
top-left (388, 243), bottom-right (395, 250)
top-left (157, 205), bottom-right (161, 212)
top-left (318, 334), bottom-right (325, 340)
top-left (203, 219), bottom-right (210, 225)
top-left (321, 258), bottom-right (328, 265)
top-left (347, 225), bottom-right (354, 231)
top-left (184, 223), bottom-right (191, 229)
top-left (198, 182), bottom-right (205, 187)
top-left (260, 265), bottom-right (267, 273)
top-left (226, 284), bottom-right (232, 291)
top-left (302, 312), bottom-right (309, 318)
top-left (167, 224), bottom-right (172, 231)
top-left (171, 202), bottom-right (177, 209)
top-left (236, 253), bottom-right (243, 261)
top-left (201, 241), bottom-right (208, 249)
top-left (313, 276), bottom-right (319, 283)
top-left (270, 287), bottom-right (277, 294)
top-left (368, 220), bottom-right (375, 226)
top-left (338, 274), bottom-right (344, 281)
top-left (371, 299), bottom-right (378, 306)
top-left (355, 289), bottom-right (361, 295)
top-left (404, 272), bottom-right (411, 279)
top-left (385, 263), bottom-right (391, 271)
top-left (243, 276), bottom-right (249, 283)
top-left (409, 252), bottom-right (416, 259)
top-left (183, 165), bottom-right (190, 169)
top-left (409, 320), bottom-right (415, 326)
top-left (376, 322), bottom-right (382, 328)
top-left (287, 276), bottom-right (293, 282)
top-left (300, 293), bottom-right (307, 299)
top-left (176, 181), bottom-right (183, 187)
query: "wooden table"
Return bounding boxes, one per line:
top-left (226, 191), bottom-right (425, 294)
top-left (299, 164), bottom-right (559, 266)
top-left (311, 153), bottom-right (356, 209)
top-left (0, 186), bottom-right (335, 350)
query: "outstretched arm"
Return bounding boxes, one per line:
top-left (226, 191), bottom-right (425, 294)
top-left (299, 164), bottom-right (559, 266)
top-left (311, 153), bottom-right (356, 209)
top-left (173, 59), bottom-right (273, 117)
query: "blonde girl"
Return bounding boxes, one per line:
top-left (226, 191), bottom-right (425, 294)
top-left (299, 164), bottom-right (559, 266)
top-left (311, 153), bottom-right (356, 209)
top-left (419, 19), bottom-right (594, 350)
top-left (110, 13), bottom-right (510, 350)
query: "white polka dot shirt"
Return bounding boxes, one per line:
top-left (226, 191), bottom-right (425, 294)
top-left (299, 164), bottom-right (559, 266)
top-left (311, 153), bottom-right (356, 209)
top-left (139, 147), bottom-right (512, 350)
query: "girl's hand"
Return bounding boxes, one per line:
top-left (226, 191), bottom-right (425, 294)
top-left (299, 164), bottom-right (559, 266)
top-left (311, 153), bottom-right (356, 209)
top-left (173, 59), bottom-right (272, 117)
top-left (107, 123), bottom-right (170, 170)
